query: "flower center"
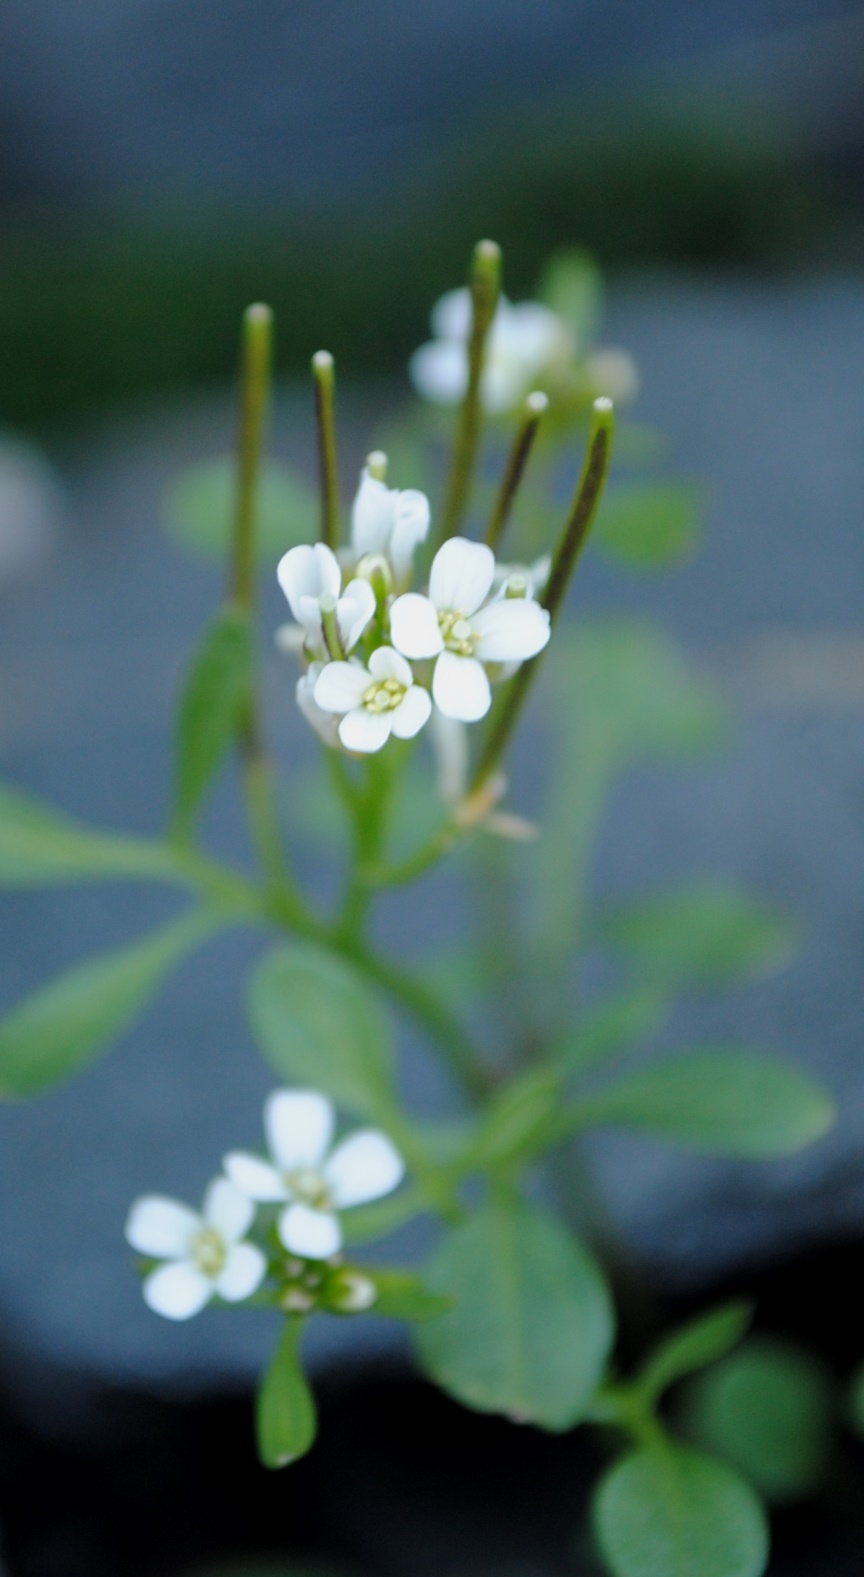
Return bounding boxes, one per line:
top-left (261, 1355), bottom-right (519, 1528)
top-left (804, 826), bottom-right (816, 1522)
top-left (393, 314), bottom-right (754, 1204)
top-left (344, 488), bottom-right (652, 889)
top-left (191, 1227), bottom-right (227, 1276)
top-left (285, 1168), bottom-right (331, 1210)
top-left (439, 610), bottom-right (477, 657)
top-left (362, 677), bottom-right (406, 713)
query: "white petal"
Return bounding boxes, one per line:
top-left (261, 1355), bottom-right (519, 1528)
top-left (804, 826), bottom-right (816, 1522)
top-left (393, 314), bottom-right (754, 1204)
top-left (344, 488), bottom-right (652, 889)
top-left (125, 1196), bottom-right (199, 1259)
top-left (338, 708), bottom-right (392, 753)
top-left (215, 1242), bottom-right (267, 1302)
top-left (480, 359), bottom-right (527, 415)
top-left (265, 1089), bottom-right (334, 1171)
top-left (337, 578), bottom-right (376, 652)
top-left (203, 1176), bottom-right (255, 1241)
top-left (409, 341), bottom-right (467, 406)
top-left (313, 660), bottom-right (370, 714)
top-left (429, 538), bottom-right (495, 616)
top-left (277, 543), bottom-right (340, 622)
top-left (432, 651), bottom-right (491, 722)
top-left (351, 471), bottom-right (395, 556)
top-left (506, 302), bottom-right (568, 363)
top-left (390, 684), bottom-right (432, 740)
top-left (223, 1151), bottom-right (288, 1202)
top-left (325, 1130), bottom-right (405, 1208)
top-left (472, 599), bottom-right (551, 662)
top-left (431, 287), bottom-right (472, 341)
top-left (368, 645), bottom-right (413, 686)
top-left (143, 1261), bottom-right (212, 1320)
top-left (390, 490), bottom-right (430, 581)
top-left (389, 593), bottom-right (443, 659)
top-left (296, 672), bottom-right (341, 748)
top-left (278, 1203), bottom-right (342, 1259)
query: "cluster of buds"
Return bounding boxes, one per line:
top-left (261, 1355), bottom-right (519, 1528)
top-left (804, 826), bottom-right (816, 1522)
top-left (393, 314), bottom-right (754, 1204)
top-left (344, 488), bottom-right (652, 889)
top-left (125, 1088), bottom-right (404, 1321)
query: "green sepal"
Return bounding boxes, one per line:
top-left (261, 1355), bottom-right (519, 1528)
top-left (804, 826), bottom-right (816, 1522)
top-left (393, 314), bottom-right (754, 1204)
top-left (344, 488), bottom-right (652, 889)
top-left (256, 1318), bottom-right (317, 1469)
top-left (594, 1443), bottom-right (769, 1577)
top-left (598, 882), bottom-right (799, 992)
top-left (165, 456), bottom-right (318, 564)
top-left (172, 607), bottom-right (254, 839)
top-left (637, 1303), bottom-right (752, 1405)
top-left (0, 781), bottom-right (184, 889)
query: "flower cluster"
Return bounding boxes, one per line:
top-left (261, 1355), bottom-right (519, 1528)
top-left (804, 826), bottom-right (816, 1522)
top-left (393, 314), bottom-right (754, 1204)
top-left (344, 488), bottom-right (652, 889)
top-left (278, 465), bottom-right (551, 754)
top-left (125, 1088), bottom-right (405, 1320)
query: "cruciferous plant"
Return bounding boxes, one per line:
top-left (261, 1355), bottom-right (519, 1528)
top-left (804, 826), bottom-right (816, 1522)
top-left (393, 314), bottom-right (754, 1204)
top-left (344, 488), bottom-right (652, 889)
top-left (0, 241), bottom-right (836, 1577)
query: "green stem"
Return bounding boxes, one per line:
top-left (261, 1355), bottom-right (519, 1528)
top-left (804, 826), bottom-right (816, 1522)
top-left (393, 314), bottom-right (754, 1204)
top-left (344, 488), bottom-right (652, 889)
top-left (439, 239), bottom-right (501, 542)
top-left (230, 304), bottom-right (271, 612)
top-left (484, 391), bottom-right (548, 553)
top-left (312, 350), bottom-right (339, 550)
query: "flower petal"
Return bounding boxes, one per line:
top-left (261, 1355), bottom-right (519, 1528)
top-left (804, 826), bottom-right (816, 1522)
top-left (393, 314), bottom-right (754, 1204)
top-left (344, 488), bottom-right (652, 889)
top-left (337, 578), bottom-right (376, 652)
top-left (125, 1196), bottom-right (199, 1259)
top-left (390, 684), bottom-right (432, 740)
top-left (471, 599), bottom-right (551, 662)
top-left (223, 1151), bottom-right (288, 1202)
top-left (390, 490), bottom-right (430, 581)
top-left (389, 593), bottom-right (443, 659)
top-left (143, 1261), bottom-right (213, 1320)
top-left (429, 538), bottom-right (495, 616)
top-left (265, 1089), bottom-right (334, 1171)
top-left (325, 1130), bottom-right (405, 1208)
top-left (432, 651), bottom-right (491, 722)
top-left (215, 1242), bottom-right (267, 1302)
top-left (338, 708), bottom-right (392, 754)
top-left (431, 287), bottom-right (473, 341)
top-left (313, 660), bottom-right (370, 714)
top-left (296, 672), bottom-right (341, 747)
top-left (278, 1203), bottom-right (342, 1259)
top-left (351, 471), bottom-right (394, 556)
top-left (409, 341), bottom-right (467, 405)
top-left (203, 1176), bottom-right (255, 1242)
top-left (277, 543), bottom-right (340, 621)
top-left (368, 645), bottom-right (413, 686)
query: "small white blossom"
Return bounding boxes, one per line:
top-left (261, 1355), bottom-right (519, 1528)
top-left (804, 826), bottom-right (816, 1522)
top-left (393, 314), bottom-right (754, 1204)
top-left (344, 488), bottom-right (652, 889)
top-left (125, 1179), bottom-right (266, 1321)
top-left (313, 645), bottom-right (432, 754)
top-left (389, 537), bottom-right (550, 722)
top-left (277, 541), bottom-right (375, 658)
top-left (225, 1089), bottom-right (405, 1260)
top-left (491, 554), bottom-right (551, 601)
top-left (410, 289), bottom-right (570, 415)
top-left (295, 660), bottom-right (341, 748)
top-left (350, 467), bottom-right (430, 585)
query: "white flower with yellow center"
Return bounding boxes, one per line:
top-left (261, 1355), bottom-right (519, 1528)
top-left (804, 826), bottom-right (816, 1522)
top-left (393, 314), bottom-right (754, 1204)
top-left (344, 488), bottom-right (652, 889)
top-left (389, 537), bottom-right (550, 722)
top-left (350, 467), bottom-right (430, 585)
top-left (313, 645), bottom-right (432, 754)
top-left (410, 288), bottom-right (570, 415)
top-left (225, 1089), bottom-right (405, 1259)
top-left (125, 1178), bottom-right (266, 1321)
top-left (277, 541), bottom-right (374, 659)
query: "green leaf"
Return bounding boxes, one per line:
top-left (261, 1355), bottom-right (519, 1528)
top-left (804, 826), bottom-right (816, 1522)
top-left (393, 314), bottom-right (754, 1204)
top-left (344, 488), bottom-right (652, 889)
top-left (594, 1445), bottom-right (768, 1577)
top-left (570, 1050), bottom-right (834, 1157)
top-left (165, 456), bottom-right (318, 563)
top-left (366, 1269), bottom-right (452, 1322)
top-left (0, 781), bottom-right (184, 889)
top-left (0, 909), bottom-right (215, 1097)
top-left (681, 1340), bottom-right (833, 1502)
top-left (249, 942), bottom-right (395, 1121)
top-left (594, 482), bottom-right (705, 570)
top-left (466, 1067), bottom-right (560, 1171)
top-left (416, 1201), bottom-right (614, 1430)
top-left (638, 1303), bottom-right (752, 1404)
top-left (256, 1319), bottom-right (317, 1469)
top-left (536, 248), bottom-right (604, 349)
top-left (600, 883), bottom-right (799, 991)
top-left (172, 608), bottom-right (253, 838)
top-left (555, 988), bottom-right (669, 1078)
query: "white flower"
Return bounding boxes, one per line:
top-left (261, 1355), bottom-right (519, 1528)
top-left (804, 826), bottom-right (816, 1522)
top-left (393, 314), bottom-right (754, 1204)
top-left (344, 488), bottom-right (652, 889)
top-left (224, 1089), bottom-right (405, 1259)
top-left (295, 661), bottom-right (341, 748)
top-left (125, 1178), bottom-right (266, 1321)
top-left (410, 289), bottom-right (570, 415)
top-left (491, 554), bottom-right (551, 601)
top-left (350, 467), bottom-right (430, 585)
top-left (389, 537), bottom-right (550, 722)
top-left (277, 541), bottom-right (375, 658)
top-left (313, 645), bottom-right (432, 754)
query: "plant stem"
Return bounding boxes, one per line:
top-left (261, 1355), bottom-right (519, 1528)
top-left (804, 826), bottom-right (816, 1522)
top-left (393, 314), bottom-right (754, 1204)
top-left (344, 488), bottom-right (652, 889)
top-left (439, 239), bottom-right (501, 542)
top-left (312, 350), bottom-right (339, 550)
top-left (484, 391), bottom-right (548, 553)
top-left (230, 304), bottom-right (271, 611)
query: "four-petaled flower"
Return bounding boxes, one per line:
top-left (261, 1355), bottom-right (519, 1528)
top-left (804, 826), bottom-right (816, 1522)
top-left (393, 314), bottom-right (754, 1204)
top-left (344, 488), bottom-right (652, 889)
top-left (277, 542), bottom-right (374, 658)
top-left (224, 1089), bottom-right (405, 1259)
top-left (410, 288), bottom-right (570, 415)
top-left (125, 1178), bottom-right (266, 1321)
top-left (389, 537), bottom-right (550, 721)
top-left (350, 467), bottom-right (430, 585)
top-left (313, 645), bottom-right (432, 753)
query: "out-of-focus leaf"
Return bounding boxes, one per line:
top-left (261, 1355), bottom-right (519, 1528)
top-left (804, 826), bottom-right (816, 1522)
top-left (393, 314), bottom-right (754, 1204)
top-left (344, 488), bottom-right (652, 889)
top-left (568, 1049), bottom-right (834, 1158)
top-left (638, 1303), bottom-right (753, 1404)
top-left (536, 249), bottom-right (604, 349)
top-left (165, 457), bottom-right (317, 563)
top-left (594, 1444), bottom-right (769, 1577)
top-left (681, 1340), bottom-right (833, 1502)
top-left (0, 908), bottom-right (215, 1097)
top-left (249, 942), bottom-right (395, 1121)
top-left (0, 782), bottom-right (183, 888)
top-left (256, 1319), bottom-right (316, 1469)
top-left (594, 481), bottom-right (705, 569)
top-left (416, 1201), bottom-right (614, 1430)
top-left (599, 882), bottom-right (799, 991)
top-left (554, 987), bottom-right (669, 1077)
top-left (172, 609), bottom-right (253, 839)
top-left (465, 1067), bottom-right (560, 1171)
top-left (366, 1268), bottom-right (452, 1322)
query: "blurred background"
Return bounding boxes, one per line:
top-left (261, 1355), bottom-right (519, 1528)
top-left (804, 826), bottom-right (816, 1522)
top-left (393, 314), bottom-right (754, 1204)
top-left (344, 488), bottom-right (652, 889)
top-left (1, 3), bottom-right (864, 1574)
